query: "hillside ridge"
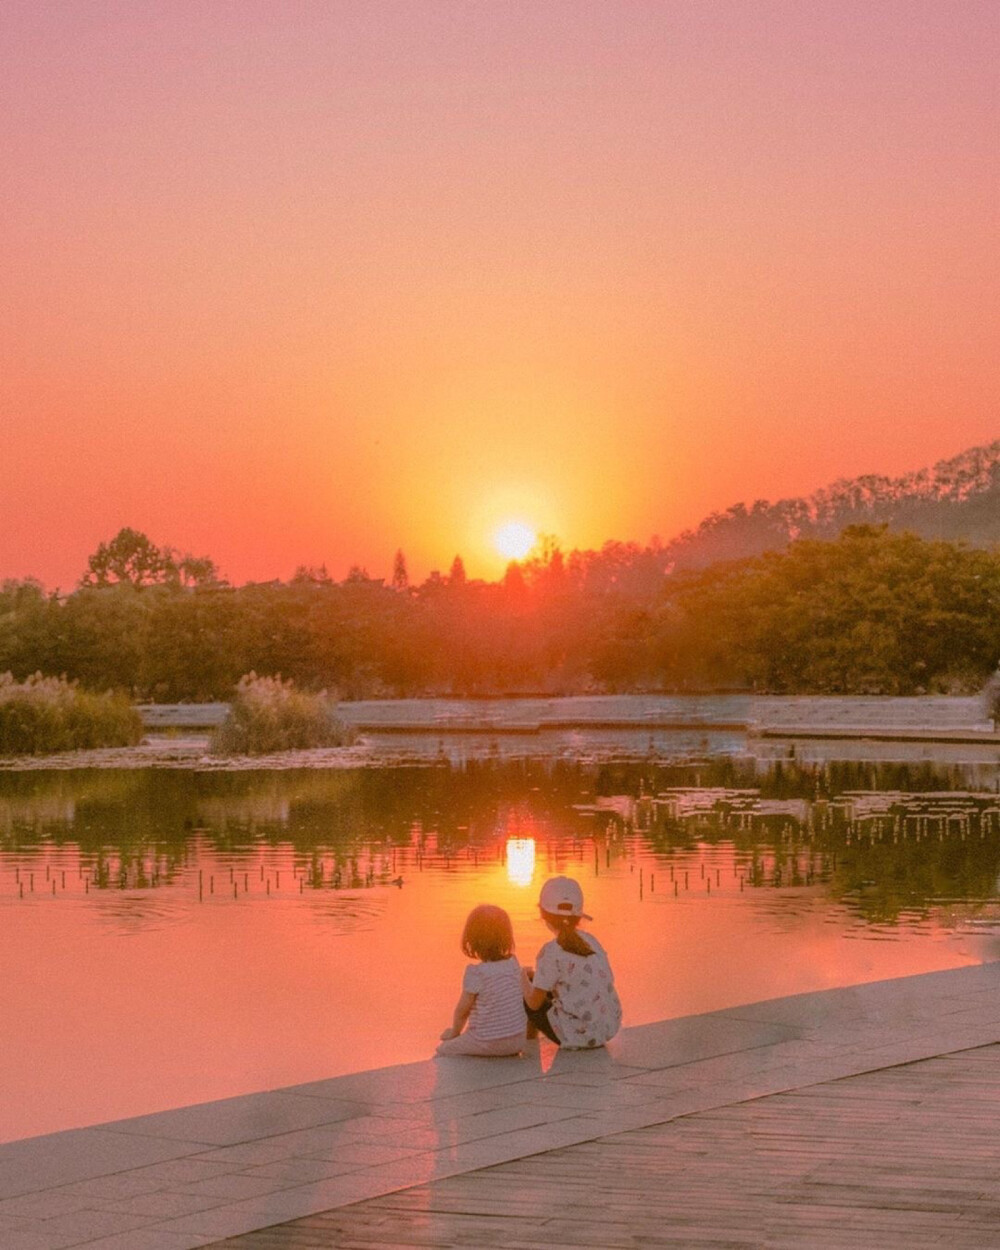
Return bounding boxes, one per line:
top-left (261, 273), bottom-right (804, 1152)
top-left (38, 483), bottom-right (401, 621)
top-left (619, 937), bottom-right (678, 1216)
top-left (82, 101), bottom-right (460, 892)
top-left (664, 437), bottom-right (1000, 569)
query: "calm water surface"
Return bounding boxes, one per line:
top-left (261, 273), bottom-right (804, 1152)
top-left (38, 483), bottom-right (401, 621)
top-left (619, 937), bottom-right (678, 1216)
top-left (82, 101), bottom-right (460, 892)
top-left (3, 754), bottom-right (1000, 1143)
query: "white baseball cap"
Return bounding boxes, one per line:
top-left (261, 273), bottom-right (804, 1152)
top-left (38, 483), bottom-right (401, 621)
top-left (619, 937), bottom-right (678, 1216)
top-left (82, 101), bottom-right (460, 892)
top-left (539, 876), bottom-right (591, 920)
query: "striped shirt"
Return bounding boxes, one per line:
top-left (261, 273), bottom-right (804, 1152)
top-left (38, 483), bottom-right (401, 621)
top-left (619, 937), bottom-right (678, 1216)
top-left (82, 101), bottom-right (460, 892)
top-left (462, 957), bottom-right (526, 1040)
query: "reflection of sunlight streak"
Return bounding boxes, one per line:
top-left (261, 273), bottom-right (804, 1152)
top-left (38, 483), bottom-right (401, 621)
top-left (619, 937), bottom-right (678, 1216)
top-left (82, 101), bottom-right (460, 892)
top-left (505, 838), bottom-right (536, 887)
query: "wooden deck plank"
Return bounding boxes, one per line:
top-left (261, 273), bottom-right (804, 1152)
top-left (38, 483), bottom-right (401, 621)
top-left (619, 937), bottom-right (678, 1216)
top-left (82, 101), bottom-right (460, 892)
top-left (214, 1043), bottom-right (1000, 1248)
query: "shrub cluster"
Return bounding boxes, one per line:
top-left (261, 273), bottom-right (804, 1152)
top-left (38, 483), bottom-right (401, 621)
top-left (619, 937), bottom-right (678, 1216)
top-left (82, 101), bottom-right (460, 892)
top-left (211, 673), bottom-right (355, 755)
top-left (0, 673), bottom-right (144, 755)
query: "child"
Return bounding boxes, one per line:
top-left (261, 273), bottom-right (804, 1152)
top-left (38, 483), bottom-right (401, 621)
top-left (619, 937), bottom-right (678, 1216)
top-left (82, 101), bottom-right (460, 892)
top-left (436, 904), bottom-right (526, 1056)
top-left (522, 876), bottom-right (622, 1049)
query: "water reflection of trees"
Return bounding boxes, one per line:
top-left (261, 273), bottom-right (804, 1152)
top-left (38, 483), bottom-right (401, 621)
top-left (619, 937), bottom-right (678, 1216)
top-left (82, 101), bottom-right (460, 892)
top-left (0, 762), bottom-right (593, 888)
top-left (600, 755), bottom-right (998, 801)
top-left (645, 782), bottom-right (1000, 922)
top-left (2, 759), bottom-right (999, 918)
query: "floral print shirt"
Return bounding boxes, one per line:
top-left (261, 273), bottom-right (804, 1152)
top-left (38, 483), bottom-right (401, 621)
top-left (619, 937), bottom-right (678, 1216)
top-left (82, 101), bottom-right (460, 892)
top-left (532, 932), bottom-right (622, 1048)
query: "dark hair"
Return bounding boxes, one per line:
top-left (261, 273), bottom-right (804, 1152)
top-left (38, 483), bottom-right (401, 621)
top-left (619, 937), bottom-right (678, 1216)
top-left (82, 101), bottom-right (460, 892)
top-left (462, 904), bottom-right (515, 962)
top-left (541, 910), bottom-right (595, 957)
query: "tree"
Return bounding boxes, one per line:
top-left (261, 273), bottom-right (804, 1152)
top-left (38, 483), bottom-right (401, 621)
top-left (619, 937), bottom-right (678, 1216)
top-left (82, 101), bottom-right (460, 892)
top-left (82, 529), bottom-right (223, 591)
top-left (57, 584), bottom-right (152, 692)
top-left (165, 551), bottom-right (223, 588)
top-left (292, 564), bottom-right (332, 584)
top-left (448, 555), bottom-right (466, 588)
top-left (81, 528), bottom-right (170, 588)
top-left (391, 549), bottom-right (409, 590)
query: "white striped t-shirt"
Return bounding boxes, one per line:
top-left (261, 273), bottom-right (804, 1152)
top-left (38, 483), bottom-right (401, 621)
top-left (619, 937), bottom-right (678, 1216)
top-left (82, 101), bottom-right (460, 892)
top-left (462, 957), bottom-right (526, 1040)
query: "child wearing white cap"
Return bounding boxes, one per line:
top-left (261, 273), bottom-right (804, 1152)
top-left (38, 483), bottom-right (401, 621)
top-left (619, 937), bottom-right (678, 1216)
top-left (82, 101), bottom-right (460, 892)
top-left (521, 876), bottom-right (622, 1049)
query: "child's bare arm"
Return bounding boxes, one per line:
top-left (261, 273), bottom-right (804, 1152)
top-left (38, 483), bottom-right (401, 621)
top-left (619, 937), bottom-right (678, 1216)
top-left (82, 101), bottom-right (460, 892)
top-left (440, 990), bottom-right (476, 1040)
top-left (521, 966), bottom-right (548, 1010)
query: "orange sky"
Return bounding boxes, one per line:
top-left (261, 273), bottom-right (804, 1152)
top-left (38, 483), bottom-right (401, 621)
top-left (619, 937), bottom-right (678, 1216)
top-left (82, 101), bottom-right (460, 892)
top-left (2, 1), bottom-right (997, 589)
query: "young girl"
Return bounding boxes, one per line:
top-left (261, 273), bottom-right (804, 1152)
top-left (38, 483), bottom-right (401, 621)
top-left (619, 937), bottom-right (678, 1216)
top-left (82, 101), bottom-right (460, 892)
top-left (436, 904), bottom-right (527, 1056)
top-left (522, 876), bottom-right (622, 1049)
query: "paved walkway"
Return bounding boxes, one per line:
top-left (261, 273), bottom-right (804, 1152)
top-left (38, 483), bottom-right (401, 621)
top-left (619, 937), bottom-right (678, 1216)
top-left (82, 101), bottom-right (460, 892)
top-left (3, 964), bottom-right (1000, 1250)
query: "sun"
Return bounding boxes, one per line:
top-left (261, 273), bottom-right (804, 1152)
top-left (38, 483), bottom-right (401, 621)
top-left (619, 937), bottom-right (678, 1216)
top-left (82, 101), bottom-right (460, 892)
top-left (493, 520), bottom-right (537, 561)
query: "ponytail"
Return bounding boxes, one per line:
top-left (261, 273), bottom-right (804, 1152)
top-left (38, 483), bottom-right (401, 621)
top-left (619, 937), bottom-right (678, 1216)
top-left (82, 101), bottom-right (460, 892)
top-left (542, 910), bottom-right (594, 957)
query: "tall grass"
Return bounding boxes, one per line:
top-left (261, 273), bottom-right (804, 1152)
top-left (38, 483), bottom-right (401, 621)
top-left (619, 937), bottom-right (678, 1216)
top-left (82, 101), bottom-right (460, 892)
top-left (0, 673), bottom-right (144, 755)
top-left (211, 673), bottom-right (355, 755)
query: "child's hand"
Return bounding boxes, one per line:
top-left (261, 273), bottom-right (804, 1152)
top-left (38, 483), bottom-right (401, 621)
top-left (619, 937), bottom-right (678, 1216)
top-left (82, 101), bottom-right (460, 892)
top-left (439, 1026), bottom-right (459, 1040)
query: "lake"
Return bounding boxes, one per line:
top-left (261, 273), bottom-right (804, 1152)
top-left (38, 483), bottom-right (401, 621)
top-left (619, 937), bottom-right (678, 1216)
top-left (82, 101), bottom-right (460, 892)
top-left (3, 750), bottom-right (1000, 1143)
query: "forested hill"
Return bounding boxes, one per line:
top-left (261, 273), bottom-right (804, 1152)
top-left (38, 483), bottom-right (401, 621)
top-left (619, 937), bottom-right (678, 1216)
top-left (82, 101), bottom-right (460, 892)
top-left (663, 439), bottom-right (1000, 571)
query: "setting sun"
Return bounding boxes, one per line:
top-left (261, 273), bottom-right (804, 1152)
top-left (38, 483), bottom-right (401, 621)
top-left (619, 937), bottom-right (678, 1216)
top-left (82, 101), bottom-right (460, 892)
top-left (493, 521), bottom-right (537, 562)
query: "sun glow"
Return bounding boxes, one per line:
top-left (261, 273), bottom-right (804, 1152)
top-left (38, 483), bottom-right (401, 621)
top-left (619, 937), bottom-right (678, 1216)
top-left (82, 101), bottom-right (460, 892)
top-left (493, 520), bottom-right (537, 562)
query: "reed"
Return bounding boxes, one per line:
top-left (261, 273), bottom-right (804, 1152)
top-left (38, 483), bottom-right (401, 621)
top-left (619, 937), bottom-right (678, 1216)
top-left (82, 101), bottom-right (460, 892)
top-left (211, 673), bottom-right (355, 754)
top-left (0, 672), bottom-right (143, 755)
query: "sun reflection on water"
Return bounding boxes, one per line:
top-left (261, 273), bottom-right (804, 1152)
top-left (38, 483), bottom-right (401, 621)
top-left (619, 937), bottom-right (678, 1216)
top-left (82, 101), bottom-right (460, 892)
top-left (505, 837), bottom-right (536, 887)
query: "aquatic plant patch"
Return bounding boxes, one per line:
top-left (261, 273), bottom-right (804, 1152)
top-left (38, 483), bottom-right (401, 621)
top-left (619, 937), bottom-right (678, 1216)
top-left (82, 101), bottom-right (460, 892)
top-left (211, 672), bottom-right (355, 754)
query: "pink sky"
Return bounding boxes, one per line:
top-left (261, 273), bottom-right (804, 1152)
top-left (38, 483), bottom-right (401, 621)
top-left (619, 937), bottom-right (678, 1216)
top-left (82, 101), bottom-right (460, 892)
top-left (2, 1), bottom-right (997, 589)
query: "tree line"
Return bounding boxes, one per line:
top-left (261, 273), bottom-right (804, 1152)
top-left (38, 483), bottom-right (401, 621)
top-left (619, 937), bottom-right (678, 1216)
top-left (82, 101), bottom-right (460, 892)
top-left (1, 525), bottom-right (998, 700)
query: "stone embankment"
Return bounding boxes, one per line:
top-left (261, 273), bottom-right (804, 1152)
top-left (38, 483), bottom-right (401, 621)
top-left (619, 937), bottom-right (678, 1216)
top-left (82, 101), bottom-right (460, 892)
top-left (0, 695), bottom-right (994, 770)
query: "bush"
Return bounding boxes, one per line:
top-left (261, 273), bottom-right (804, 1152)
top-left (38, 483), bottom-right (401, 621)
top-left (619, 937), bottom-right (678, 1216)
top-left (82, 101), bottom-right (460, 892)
top-left (0, 672), bottom-right (144, 755)
top-left (211, 673), bottom-right (355, 755)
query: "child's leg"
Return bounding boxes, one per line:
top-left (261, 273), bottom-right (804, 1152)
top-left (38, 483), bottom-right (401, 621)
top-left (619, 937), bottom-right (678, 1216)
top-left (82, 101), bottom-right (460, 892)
top-left (524, 994), bottom-right (560, 1044)
top-left (436, 1032), bottom-right (525, 1057)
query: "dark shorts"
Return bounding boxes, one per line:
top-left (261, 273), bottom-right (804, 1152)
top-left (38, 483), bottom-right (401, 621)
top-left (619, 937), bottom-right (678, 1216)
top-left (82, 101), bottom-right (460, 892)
top-left (524, 992), bottom-right (560, 1045)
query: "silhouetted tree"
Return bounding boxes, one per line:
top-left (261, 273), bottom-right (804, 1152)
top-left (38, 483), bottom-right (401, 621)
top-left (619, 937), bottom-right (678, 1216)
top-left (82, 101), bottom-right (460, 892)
top-left (162, 549), bottom-right (223, 588)
top-left (292, 564), bottom-right (332, 584)
top-left (448, 556), bottom-right (466, 588)
top-left (81, 528), bottom-right (170, 588)
top-left (391, 549), bottom-right (409, 590)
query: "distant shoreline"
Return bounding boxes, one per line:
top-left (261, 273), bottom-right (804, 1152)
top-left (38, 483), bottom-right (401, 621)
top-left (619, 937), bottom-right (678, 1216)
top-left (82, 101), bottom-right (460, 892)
top-left (1, 694), bottom-right (994, 771)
